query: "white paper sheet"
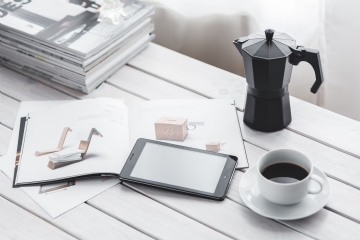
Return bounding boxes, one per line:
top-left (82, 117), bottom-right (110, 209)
top-left (129, 99), bottom-right (248, 168)
top-left (1, 100), bottom-right (121, 218)
top-left (16, 98), bottom-right (129, 184)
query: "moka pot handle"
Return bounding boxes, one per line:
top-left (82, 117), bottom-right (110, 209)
top-left (289, 46), bottom-right (324, 93)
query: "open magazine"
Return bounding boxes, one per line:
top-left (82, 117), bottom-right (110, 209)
top-left (13, 98), bottom-right (248, 187)
top-left (1, 100), bottom-right (121, 218)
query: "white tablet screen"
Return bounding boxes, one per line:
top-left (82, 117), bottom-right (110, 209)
top-left (130, 142), bottom-right (227, 193)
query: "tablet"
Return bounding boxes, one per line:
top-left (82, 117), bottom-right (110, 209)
top-left (120, 138), bottom-right (238, 200)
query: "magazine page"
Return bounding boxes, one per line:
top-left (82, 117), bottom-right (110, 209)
top-left (0, 0), bottom-right (154, 56)
top-left (128, 99), bottom-right (248, 168)
top-left (1, 100), bottom-right (120, 218)
top-left (15, 98), bottom-right (129, 185)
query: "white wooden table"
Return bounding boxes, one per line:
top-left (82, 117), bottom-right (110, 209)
top-left (1, 43), bottom-right (360, 240)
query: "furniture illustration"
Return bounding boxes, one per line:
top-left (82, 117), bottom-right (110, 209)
top-left (38, 181), bottom-right (76, 194)
top-left (35, 127), bottom-right (72, 156)
top-left (154, 117), bottom-right (191, 141)
top-left (47, 128), bottom-right (103, 170)
top-left (205, 142), bottom-right (221, 152)
top-left (77, 128), bottom-right (103, 159)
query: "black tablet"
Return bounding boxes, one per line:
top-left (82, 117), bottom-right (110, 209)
top-left (120, 138), bottom-right (238, 200)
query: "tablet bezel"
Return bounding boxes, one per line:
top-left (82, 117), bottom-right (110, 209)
top-left (119, 138), bottom-right (238, 200)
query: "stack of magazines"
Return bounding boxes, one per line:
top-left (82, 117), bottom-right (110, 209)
top-left (0, 0), bottom-right (155, 93)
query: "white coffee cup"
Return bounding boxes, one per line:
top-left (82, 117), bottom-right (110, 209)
top-left (257, 149), bottom-right (324, 205)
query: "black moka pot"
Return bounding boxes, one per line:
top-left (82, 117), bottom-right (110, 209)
top-left (233, 29), bottom-right (324, 132)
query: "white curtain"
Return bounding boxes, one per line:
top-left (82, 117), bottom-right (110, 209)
top-left (323, 0), bottom-right (360, 121)
top-left (146, 0), bottom-right (360, 121)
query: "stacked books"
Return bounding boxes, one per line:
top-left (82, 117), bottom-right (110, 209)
top-left (0, 0), bottom-right (155, 93)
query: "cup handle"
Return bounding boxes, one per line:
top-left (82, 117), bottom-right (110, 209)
top-left (308, 174), bottom-right (324, 194)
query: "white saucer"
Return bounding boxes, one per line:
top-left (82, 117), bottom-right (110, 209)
top-left (239, 165), bottom-right (330, 220)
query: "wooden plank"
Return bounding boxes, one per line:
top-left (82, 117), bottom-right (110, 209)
top-left (2, 65), bottom-right (359, 231)
top-left (242, 142), bottom-right (360, 224)
top-left (129, 43), bottom-right (360, 161)
top-left (0, 196), bottom-right (76, 240)
top-left (0, 68), bottom-right (315, 238)
top-left (124, 182), bottom-right (311, 240)
top-left (0, 94), bottom-right (19, 129)
top-left (125, 139), bottom-right (360, 239)
top-left (1, 67), bottom-right (74, 101)
top-left (99, 64), bottom-right (360, 224)
top-left (227, 171), bottom-right (360, 240)
top-left (128, 43), bottom-right (248, 104)
top-left (109, 65), bottom-right (360, 233)
top-left (88, 183), bottom-right (231, 240)
top-left (0, 69), bottom-right (154, 239)
top-left (0, 68), bottom-right (232, 239)
top-left (0, 125), bottom-right (11, 156)
top-left (107, 65), bottom-right (206, 100)
top-left (288, 97), bottom-right (360, 158)
top-left (37, 76), bottom-right (144, 108)
top-left (0, 173), bottom-right (152, 240)
top-left (238, 112), bottom-right (360, 190)
top-left (2, 49), bottom-right (358, 237)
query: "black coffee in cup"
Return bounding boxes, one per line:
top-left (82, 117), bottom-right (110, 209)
top-left (261, 162), bottom-right (309, 182)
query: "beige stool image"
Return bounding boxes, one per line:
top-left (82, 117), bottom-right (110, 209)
top-left (155, 117), bottom-right (196, 141)
top-left (35, 127), bottom-right (72, 156)
top-left (47, 128), bottom-right (103, 170)
top-left (206, 142), bottom-right (221, 152)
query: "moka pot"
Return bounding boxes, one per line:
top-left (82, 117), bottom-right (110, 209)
top-left (233, 29), bottom-right (324, 132)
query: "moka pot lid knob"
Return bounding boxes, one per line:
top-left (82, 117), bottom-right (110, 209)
top-left (265, 29), bottom-right (275, 41)
top-left (233, 29), bottom-right (295, 59)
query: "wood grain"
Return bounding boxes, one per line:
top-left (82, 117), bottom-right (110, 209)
top-left (227, 171), bottom-right (360, 240)
top-left (124, 182), bottom-right (311, 240)
top-left (129, 43), bottom-right (360, 161)
top-left (0, 196), bottom-right (76, 240)
top-left (238, 111), bottom-right (360, 190)
top-left (154, 117), bottom-right (188, 141)
top-left (1, 67), bottom-right (74, 101)
top-left (0, 93), bottom-right (19, 129)
top-left (0, 68), bottom-right (155, 239)
top-left (2, 43), bottom-right (360, 238)
top-left (0, 173), bottom-right (152, 240)
top-left (288, 97), bottom-right (360, 158)
top-left (88, 183), bottom-right (231, 240)
top-left (107, 65), bottom-right (206, 100)
top-left (37, 76), bottom-right (144, 108)
top-left (110, 55), bottom-right (360, 224)
top-left (3, 64), bottom-right (360, 237)
top-left (0, 66), bottom-right (318, 238)
top-left (128, 44), bottom-right (248, 105)
top-left (0, 124), bottom-right (11, 156)
top-left (242, 142), bottom-right (360, 224)
top-left (0, 68), bottom-right (311, 239)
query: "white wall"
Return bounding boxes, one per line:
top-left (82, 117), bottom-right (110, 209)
top-left (147, 0), bottom-right (360, 121)
top-left (323, 0), bottom-right (360, 121)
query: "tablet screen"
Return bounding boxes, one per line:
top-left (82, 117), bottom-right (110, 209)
top-left (130, 142), bottom-right (227, 193)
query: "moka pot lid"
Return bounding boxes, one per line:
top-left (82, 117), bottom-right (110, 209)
top-left (237, 29), bottom-right (295, 59)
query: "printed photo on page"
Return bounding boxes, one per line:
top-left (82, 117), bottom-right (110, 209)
top-left (128, 99), bottom-right (248, 168)
top-left (13, 98), bottom-right (129, 187)
top-left (1, 100), bottom-right (121, 218)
